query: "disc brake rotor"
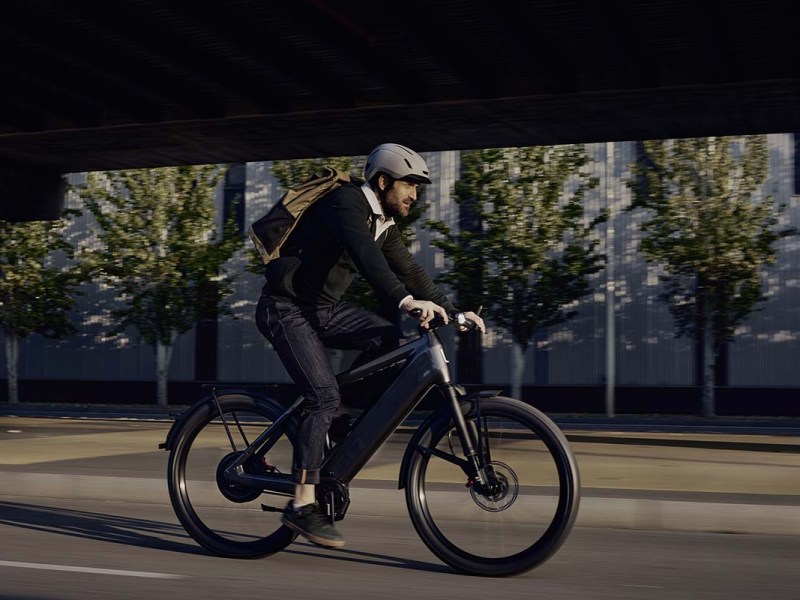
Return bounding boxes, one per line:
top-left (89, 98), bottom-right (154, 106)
top-left (469, 461), bottom-right (519, 512)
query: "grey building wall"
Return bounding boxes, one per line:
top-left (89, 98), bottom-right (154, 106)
top-left (480, 141), bottom-right (696, 387)
top-left (2, 137), bottom-right (798, 389)
top-left (728, 134), bottom-right (800, 386)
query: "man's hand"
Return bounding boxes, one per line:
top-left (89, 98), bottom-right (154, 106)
top-left (459, 311), bottom-right (486, 333)
top-left (401, 298), bottom-right (449, 329)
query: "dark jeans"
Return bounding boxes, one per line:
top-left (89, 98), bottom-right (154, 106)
top-left (255, 297), bottom-right (402, 484)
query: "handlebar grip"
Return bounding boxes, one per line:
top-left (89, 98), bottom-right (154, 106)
top-left (407, 308), bottom-right (479, 332)
top-left (408, 307), bottom-right (446, 329)
top-left (458, 315), bottom-right (478, 331)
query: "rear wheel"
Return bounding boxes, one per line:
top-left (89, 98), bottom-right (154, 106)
top-left (167, 394), bottom-right (298, 557)
top-left (404, 396), bottom-right (580, 576)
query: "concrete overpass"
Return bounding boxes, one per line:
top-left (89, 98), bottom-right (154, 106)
top-left (1, 0), bottom-right (798, 218)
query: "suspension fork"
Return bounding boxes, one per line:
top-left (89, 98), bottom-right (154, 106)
top-left (442, 384), bottom-right (492, 486)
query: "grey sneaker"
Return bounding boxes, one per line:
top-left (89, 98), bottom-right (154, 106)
top-left (281, 502), bottom-right (345, 548)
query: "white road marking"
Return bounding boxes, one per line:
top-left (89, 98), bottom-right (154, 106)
top-left (0, 560), bottom-right (186, 579)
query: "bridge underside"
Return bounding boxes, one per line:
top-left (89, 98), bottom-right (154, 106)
top-left (1, 1), bottom-right (798, 217)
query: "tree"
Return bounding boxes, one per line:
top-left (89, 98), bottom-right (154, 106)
top-left (428, 146), bottom-right (606, 399)
top-left (629, 135), bottom-right (793, 416)
top-left (80, 166), bottom-right (243, 406)
top-left (0, 211), bottom-right (86, 403)
top-left (249, 155), bottom-right (427, 319)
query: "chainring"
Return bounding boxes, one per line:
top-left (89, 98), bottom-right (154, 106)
top-left (317, 478), bottom-right (351, 522)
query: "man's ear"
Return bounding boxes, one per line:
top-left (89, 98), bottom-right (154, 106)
top-left (377, 173), bottom-right (390, 192)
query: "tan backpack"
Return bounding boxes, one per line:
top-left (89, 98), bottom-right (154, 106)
top-left (248, 166), bottom-right (351, 266)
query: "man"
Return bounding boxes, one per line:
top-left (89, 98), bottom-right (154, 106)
top-left (255, 143), bottom-right (485, 547)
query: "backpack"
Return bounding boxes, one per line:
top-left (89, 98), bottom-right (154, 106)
top-left (248, 165), bottom-right (351, 266)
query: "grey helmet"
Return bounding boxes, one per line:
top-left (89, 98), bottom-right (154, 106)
top-left (364, 143), bottom-right (432, 184)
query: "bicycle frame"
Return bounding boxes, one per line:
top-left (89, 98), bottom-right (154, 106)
top-left (222, 325), bottom-right (485, 496)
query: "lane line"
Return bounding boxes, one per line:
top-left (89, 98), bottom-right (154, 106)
top-left (0, 560), bottom-right (186, 579)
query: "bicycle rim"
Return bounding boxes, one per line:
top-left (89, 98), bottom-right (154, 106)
top-left (168, 395), bottom-right (297, 558)
top-left (406, 397), bottom-right (580, 576)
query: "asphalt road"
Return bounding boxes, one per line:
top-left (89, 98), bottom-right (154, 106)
top-left (1, 414), bottom-right (799, 598)
top-left (1, 495), bottom-right (798, 600)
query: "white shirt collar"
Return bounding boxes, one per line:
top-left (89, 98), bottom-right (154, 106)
top-left (361, 182), bottom-right (395, 240)
top-left (361, 182), bottom-right (385, 218)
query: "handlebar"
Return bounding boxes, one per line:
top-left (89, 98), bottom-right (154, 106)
top-left (408, 308), bottom-right (479, 332)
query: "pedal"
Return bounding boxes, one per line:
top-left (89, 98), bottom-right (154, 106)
top-left (261, 504), bottom-right (284, 513)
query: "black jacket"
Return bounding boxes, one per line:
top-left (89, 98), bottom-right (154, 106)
top-left (262, 182), bottom-right (456, 313)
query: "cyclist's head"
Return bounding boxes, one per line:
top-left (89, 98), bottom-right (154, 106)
top-left (364, 143), bottom-right (432, 187)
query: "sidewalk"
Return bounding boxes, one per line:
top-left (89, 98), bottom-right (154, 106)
top-left (4, 401), bottom-right (800, 434)
top-left (1, 408), bottom-right (799, 536)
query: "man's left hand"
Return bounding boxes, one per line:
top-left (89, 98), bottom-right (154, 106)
top-left (459, 311), bottom-right (486, 333)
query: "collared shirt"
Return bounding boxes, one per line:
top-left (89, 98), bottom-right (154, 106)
top-left (263, 182), bottom-right (454, 313)
top-left (361, 182), bottom-right (412, 308)
top-left (361, 182), bottom-right (395, 241)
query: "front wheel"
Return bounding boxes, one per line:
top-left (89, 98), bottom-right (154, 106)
top-left (404, 396), bottom-right (580, 576)
top-left (167, 394), bottom-right (298, 558)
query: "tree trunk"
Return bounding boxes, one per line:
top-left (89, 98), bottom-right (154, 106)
top-left (510, 342), bottom-right (525, 401)
top-left (155, 340), bottom-right (174, 407)
top-left (701, 322), bottom-right (716, 417)
top-left (4, 332), bottom-right (19, 404)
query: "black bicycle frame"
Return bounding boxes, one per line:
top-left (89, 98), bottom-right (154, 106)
top-left (223, 326), bottom-right (483, 495)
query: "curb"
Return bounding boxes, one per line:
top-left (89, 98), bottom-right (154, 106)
top-left (4, 406), bottom-right (800, 439)
top-left (2, 471), bottom-right (799, 536)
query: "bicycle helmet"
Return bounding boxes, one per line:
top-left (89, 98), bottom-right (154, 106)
top-left (364, 143), bottom-right (431, 184)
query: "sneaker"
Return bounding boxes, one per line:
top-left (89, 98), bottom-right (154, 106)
top-left (281, 502), bottom-right (345, 548)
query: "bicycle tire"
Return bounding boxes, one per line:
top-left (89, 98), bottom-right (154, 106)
top-left (404, 396), bottom-right (580, 576)
top-left (167, 393), bottom-right (298, 558)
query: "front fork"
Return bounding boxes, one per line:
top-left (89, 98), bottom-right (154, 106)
top-left (442, 385), bottom-right (501, 496)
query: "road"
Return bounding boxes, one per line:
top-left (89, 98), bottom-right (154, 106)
top-left (0, 414), bottom-right (799, 598)
top-left (0, 495), bottom-right (798, 600)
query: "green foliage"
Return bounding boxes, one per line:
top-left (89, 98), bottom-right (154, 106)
top-left (271, 156), bottom-right (363, 189)
top-left (629, 136), bottom-right (791, 351)
top-left (428, 146), bottom-right (606, 352)
top-left (0, 209), bottom-right (86, 339)
top-left (80, 165), bottom-right (244, 346)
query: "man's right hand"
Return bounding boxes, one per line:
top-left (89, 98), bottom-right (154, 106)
top-left (401, 298), bottom-right (449, 329)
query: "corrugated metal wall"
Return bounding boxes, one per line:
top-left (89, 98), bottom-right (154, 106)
top-left (1, 172), bottom-right (197, 382)
top-left (479, 141), bottom-right (696, 386)
top-left (2, 137), bottom-right (798, 387)
top-left (728, 135), bottom-right (800, 385)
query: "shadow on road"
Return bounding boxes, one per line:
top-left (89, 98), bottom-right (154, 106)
top-left (0, 501), bottom-right (205, 556)
top-left (285, 542), bottom-right (453, 575)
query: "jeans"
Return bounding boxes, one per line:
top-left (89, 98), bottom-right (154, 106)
top-left (256, 297), bottom-right (402, 484)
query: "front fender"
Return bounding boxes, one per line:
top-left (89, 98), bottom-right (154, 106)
top-left (397, 389), bottom-right (500, 489)
top-left (158, 387), bottom-right (291, 451)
